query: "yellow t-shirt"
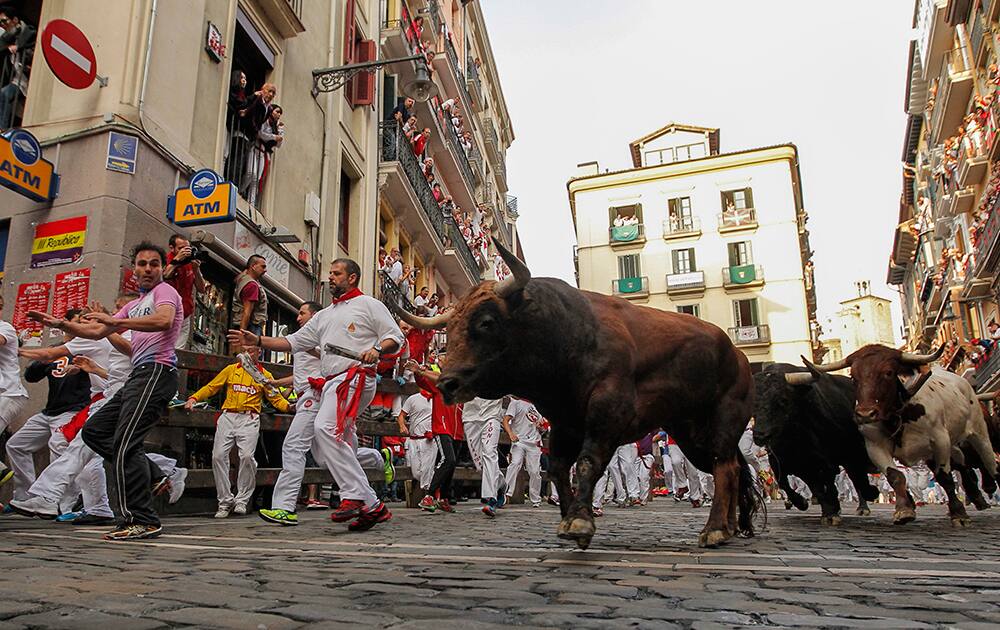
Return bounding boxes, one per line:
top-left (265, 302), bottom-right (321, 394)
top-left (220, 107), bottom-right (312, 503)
top-left (189, 363), bottom-right (290, 414)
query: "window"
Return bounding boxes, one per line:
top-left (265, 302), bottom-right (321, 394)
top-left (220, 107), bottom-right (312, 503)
top-left (338, 170), bottom-right (353, 250)
top-left (722, 188), bottom-right (754, 210)
top-left (343, 0), bottom-right (375, 106)
top-left (618, 254), bottom-right (641, 279)
top-left (674, 143), bottom-right (706, 161)
top-left (609, 204), bottom-right (643, 226)
top-left (668, 197), bottom-right (694, 230)
top-left (733, 298), bottom-right (760, 327)
top-left (677, 304), bottom-right (700, 318)
top-left (671, 248), bottom-right (696, 274)
top-left (728, 241), bottom-right (752, 267)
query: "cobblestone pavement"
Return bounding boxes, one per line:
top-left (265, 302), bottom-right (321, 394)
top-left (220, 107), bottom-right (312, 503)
top-left (3, 499), bottom-right (1000, 629)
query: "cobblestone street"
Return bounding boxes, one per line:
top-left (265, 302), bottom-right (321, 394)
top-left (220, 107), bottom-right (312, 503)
top-left (3, 499), bottom-right (1000, 628)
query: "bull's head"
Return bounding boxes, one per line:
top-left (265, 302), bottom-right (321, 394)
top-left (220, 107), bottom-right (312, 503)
top-left (751, 368), bottom-right (818, 446)
top-left (394, 237), bottom-right (531, 404)
top-left (801, 345), bottom-right (943, 424)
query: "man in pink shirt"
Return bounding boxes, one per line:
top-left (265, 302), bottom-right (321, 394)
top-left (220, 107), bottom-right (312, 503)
top-left (29, 241), bottom-right (183, 541)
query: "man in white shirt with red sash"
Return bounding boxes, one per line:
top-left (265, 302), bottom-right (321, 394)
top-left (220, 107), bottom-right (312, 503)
top-left (230, 258), bottom-right (403, 532)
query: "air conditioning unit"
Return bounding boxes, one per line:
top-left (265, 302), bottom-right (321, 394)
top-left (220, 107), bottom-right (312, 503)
top-left (304, 191), bottom-right (321, 227)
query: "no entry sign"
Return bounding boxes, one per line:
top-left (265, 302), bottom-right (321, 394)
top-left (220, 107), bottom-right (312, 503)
top-left (40, 19), bottom-right (97, 89)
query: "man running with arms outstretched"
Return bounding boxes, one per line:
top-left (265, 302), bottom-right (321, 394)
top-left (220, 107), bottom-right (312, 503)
top-left (230, 258), bottom-right (403, 532)
top-left (28, 241), bottom-right (183, 541)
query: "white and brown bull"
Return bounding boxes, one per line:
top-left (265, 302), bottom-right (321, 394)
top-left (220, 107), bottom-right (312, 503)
top-left (804, 344), bottom-right (998, 526)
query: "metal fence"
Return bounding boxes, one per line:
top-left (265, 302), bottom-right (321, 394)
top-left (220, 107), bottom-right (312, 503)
top-left (223, 108), bottom-right (271, 215)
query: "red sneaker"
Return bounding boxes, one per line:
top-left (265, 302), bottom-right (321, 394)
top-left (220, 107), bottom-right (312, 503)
top-left (418, 495), bottom-right (437, 512)
top-left (306, 499), bottom-right (328, 510)
top-left (348, 502), bottom-right (392, 532)
top-left (329, 499), bottom-right (365, 522)
top-left (437, 499), bottom-right (456, 513)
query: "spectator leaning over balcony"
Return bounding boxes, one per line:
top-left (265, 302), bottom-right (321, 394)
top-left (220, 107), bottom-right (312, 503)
top-left (387, 249), bottom-right (403, 285)
top-left (239, 83), bottom-right (277, 199)
top-left (412, 127), bottom-right (431, 160)
top-left (422, 157), bottom-right (435, 182)
top-left (225, 70), bottom-right (250, 175)
top-left (407, 15), bottom-right (424, 44)
top-left (432, 182), bottom-right (444, 205)
top-left (164, 234), bottom-right (207, 350)
top-left (402, 114), bottom-right (418, 141)
top-left (413, 287), bottom-right (431, 315)
top-left (461, 131), bottom-right (473, 154)
top-left (390, 96), bottom-right (414, 123)
top-left (0, 5), bottom-right (35, 130)
top-left (252, 103), bottom-right (284, 205)
top-left (399, 264), bottom-right (416, 300)
top-left (232, 255), bottom-right (269, 340)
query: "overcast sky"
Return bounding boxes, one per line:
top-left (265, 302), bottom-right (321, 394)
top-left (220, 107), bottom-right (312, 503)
top-left (482, 1), bottom-right (914, 337)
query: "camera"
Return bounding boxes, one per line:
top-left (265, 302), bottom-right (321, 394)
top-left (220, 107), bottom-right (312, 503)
top-left (173, 245), bottom-right (211, 266)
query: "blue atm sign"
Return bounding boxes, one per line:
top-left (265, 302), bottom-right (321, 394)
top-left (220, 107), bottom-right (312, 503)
top-left (167, 169), bottom-right (235, 227)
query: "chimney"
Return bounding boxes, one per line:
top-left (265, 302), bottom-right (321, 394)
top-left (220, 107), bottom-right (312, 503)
top-left (575, 161), bottom-right (600, 177)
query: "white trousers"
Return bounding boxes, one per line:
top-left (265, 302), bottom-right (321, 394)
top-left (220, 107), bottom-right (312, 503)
top-left (270, 392), bottom-right (321, 512)
top-left (463, 417), bottom-right (503, 500)
top-left (593, 469), bottom-right (610, 508)
top-left (636, 454), bottom-right (654, 501)
top-left (505, 441), bottom-right (542, 504)
top-left (313, 372), bottom-right (378, 508)
top-left (609, 444), bottom-right (640, 501)
top-left (739, 429), bottom-right (765, 476)
top-left (405, 437), bottom-right (436, 490)
top-left (6, 410), bottom-right (75, 501)
top-left (788, 475), bottom-right (812, 499)
top-left (660, 452), bottom-right (673, 490)
top-left (212, 411), bottom-right (260, 508)
top-left (357, 447), bottom-right (383, 469)
top-left (0, 394), bottom-right (28, 433)
top-left (174, 316), bottom-right (192, 350)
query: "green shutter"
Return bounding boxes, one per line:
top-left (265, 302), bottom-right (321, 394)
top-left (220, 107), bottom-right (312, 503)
top-left (689, 248), bottom-right (697, 272)
top-left (750, 299), bottom-right (759, 325)
top-left (671, 250), bottom-right (680, 273)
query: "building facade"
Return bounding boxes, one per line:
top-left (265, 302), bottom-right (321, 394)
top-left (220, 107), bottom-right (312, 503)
top-left (888, 0), bottom-right (1000, 391)
top-left (567, 124), bottom-right (820, 370)
top-left (823, 283), bottom-right (896, 359)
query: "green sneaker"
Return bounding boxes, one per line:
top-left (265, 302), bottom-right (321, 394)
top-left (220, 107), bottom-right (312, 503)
top-left (258, 508), bottom-right (298, 526)
top-left (381, 447), bottom-right (396, 484)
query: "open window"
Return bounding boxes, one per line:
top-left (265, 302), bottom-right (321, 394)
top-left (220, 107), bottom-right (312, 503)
top-left (0, 2), bottom-right (41, 130)
top-left (733, 298), bottom-right (760, 327)
top-left (609, 203), bottom-right (643, 243)
top-left (671, 248), bottom-right (696, 274)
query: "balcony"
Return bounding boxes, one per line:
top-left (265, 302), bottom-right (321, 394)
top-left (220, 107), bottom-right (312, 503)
top-left (947, 186), bottom-right (976, 216)
top-left (612, 277), bottom-right (649, 300)
top-left (466, 56), bottom-right (485, 112)
top-left (728, 324), bottom-right (771, 347)
top-left (222, 110), bottom-right (274, 218)
top-left (382, 0), bottom-right (425, 59)
top-left (666, 270), bottom-right (706, 296)
top-left (930, 48), bottom-right (974, 144)
top-left (958, 144), bottom-right (989, 189)
top-left (723, 264), bottom-right (765, 290)
top-left (434, 35), bottom-right (477, 124)
top-left (663, 216), bottom-right (702, 240)
top-left (378, 122), bottom-right (481, 287)
top-left (479, 115), bottom-right (508, 192)
top-left (609, 223), bottom-right (646, 248)
top-left (435, 101), bottom-right (479, 191)
top-left (974, 345), bottom-right (1000, 392)
top-left (718, 208), bottom-right (758, 233)
top-left (971, 7), bottom-right (990, 66)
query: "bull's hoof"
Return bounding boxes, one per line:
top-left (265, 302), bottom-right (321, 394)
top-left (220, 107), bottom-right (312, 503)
top-left (784, 500), bottom-right (793, 510)
top-left (856, 506), bottom-right (871, 517)
top-left (698, 529), bottom-right (731, 548)
top-left (972, 496), bottom-right (991, 511)
top-left (892, 508), bottom-right (916, 525)
top-left (951, 515), bottom-right (971, 527)
top-left (556, 517), bottom-right (595, 550)
top-left (820, 515), bottom-right (843, 527)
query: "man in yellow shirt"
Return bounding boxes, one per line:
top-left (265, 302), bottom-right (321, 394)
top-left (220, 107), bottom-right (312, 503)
top-left (185, 348), bottom-right (290, 518)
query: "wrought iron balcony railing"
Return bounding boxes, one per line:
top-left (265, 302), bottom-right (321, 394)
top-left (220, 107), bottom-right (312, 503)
top-left (728, 324), bottom-right (771, 346)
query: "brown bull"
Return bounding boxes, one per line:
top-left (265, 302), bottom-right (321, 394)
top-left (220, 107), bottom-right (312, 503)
top-left (397, 239), bottom-right (763, 549)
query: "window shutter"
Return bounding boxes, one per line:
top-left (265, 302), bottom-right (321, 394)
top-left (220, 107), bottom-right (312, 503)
top-left (727, 243), bottom-right (738, 267)
top-left (689, 248), bottom-right (697, 272)
top-left (632, 254), bottom-right (641, 277)
top-left (671, 250), bottom-right (679, 274)
top-left (750, 299), bottom-right (760, 325)
top-left (343, 0), bottom-right (356, 64)
top-left (733, 300), bottom-right (741, 326)
top-left (745, 187), bottom-right (754, 209)
top-left (351, 40), bottom-right (377, 106)
top-left (634, 203), bottom-right (643, 223)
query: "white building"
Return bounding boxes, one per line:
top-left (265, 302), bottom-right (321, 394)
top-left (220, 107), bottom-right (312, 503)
top-left (824, 283), bottom-right (896, 358)
top-left (567, 123), bottom-right (821, 369)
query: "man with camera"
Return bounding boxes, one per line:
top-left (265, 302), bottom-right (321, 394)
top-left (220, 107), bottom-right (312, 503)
top-left (164, 234), bottom-right (207, 350)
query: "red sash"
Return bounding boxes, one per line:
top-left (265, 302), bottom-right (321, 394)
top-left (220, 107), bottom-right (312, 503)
top-left (60, 393), bottom-right (104, 442)
top-left (309, 365), bottom-right (376, 433)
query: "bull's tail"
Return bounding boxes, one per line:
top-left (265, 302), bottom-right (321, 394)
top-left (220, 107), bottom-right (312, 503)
top-left (736, 450), bottom-right (767, 538)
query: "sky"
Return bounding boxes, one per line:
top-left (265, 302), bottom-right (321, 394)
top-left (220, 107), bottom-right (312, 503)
top-left (481, 0), bottom-right (914, 338)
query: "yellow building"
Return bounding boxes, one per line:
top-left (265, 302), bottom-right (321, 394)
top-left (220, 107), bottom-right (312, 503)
top-left (375, 0), bottom-right (518, 306)
top-left (567, 123), bottom-right (820, 369)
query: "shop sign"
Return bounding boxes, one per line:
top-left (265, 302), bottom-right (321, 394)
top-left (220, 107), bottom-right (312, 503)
top-left (106, 132), bottom-right (138, 174)
top-left (167, 169), bottom-right (235, 227)
top-left (0, 129), bottom-right (59, 202)
top-left (31, 215), bottom-right (87, 269)
top-left (52, 268), bottom-right (91, 317)
top-left (205, 22), bottom-right (225, 62)
top-left (12, 281), bottom-right (51, 338)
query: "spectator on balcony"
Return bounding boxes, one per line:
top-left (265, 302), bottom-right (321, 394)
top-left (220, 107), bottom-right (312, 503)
top-left (402, 115), bottom-right (418, 141)
top-left (232, 255), bottom-right (269, 341)
top-left (387, 249), bottom-right (403, 286)
top-left (412, 127), bottom-right (432, 160)
top-left (0, 5), bottom-right (35, 131)
top-left (422, 157), bottom-right (435, 182)
top-left (399, 264), bottom-right (416, 299)
top-left (164, 234), bottom-right (207, 350)
top-left (390, 96), bottom-right (415, 123)
top-left (440, 98), bottom-right (457, 113)
top-left (250, 104), bottom-right (284, 205)
top-left (432, 182), bottom-right (445, 205)
top-left (413, 287), bottom-right (431, 315)
top-left (461, 131), bottom-right (473, 155)
top-left (426, 293), bottom-right (440, 316)
top-left (407, 15), bottom-right (424, 46)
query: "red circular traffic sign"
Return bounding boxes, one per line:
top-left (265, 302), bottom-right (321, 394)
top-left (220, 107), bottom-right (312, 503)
top-left (40, 19), bottom-right (97, 89)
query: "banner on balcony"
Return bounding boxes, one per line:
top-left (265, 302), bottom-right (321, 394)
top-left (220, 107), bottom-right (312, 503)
top-left (729, 264), bottom-right (757, 284)
top-left (31, 216), bottom-right (87, 269)
top-left (167, 168), bottom-right (235, 227)
top-left (735, 326), bottom-right (761, 343)
top-left (618, 277), bottom-right (643, 293)
top-left (610, 224), bottom-right (640, 242)
top-left (0, 129), bottom-right (59, 202)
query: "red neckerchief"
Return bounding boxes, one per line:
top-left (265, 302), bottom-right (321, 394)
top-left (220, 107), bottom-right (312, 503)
top-left (330, 287), bottom-right (363, 305)
top-left (419, 389), bottom-right (433, 401)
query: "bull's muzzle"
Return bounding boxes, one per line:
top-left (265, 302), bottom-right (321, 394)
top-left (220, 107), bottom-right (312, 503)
top-left (854, 405), bottom-right (880, 424)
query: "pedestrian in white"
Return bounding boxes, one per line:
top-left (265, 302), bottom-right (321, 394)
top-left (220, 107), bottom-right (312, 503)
top-left (635, 450), bottom-right (655, 505)
top-left (608, 443), bottom-right (641, 506)
top-left (739, 422), bottom-right (766, 477)
top-left (259, 301), bottom-right (324, 526)
top-left (230, 258), bottom-right (403, 531)
top-left (397, 391), bottom-right (435, 492)
top-left (462, 396), bottom-right (505, 516)
top-left (0, 293), bottom-right (29, 486)
top-left (502, 398), bottom-right (544, 507)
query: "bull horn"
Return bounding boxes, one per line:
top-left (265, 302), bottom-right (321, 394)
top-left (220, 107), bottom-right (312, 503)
top-left (389, 301), bottom-right (452, 330)
top-left (784, 371), bottom-right (818, 386)
top-left (492, 236), bottom-right (531, 298)
top-left (900, 345), bottom-right (945, 366)
top-left (801, 355), bottom-right (849, 373)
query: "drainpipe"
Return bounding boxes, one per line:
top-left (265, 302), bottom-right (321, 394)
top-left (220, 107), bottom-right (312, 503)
top-left (137, 0), bottom-right (158, 133)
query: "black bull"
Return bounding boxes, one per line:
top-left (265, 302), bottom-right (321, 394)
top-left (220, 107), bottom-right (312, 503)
top-left (752, 364), bottom-right (879, 524)
top-left (395, 239), bottom-right (764, 549)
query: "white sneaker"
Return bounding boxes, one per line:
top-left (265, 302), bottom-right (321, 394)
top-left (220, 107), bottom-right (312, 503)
top-left (214, 506), bottom-right (232, 519)
top-left (531, 502), bottom-right (541, 508)
top-left (10, 495), bottom-right (59, 519)
top-left (233, 504), bottom-right (248, 516)
top-left (168, 468), bottom-right (188, 504)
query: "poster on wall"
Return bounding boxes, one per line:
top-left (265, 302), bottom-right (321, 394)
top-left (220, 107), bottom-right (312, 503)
top-left (234, 222), bottom-right (290, 288)
top-left (12, 281), bottom-right (51, 339)
top-left (120, 267), bottom-right (139, 294)
top-left (52, 268), bottom-right (91, 318)
top-left (31, 216), bottom-right (87, 268)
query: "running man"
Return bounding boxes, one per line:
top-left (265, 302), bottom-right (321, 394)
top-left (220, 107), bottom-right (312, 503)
top-left (397, 390), bottom-right (435, 497)
top-left (462, 395), bottom-right (506, 517)
top-left (0, 292), bottom-right (30, 487)
top-left (502, 398), bottom-right (544, 508)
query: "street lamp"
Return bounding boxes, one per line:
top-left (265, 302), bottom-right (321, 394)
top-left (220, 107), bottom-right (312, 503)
top-left (312, 54), bottom-right (438, 101)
